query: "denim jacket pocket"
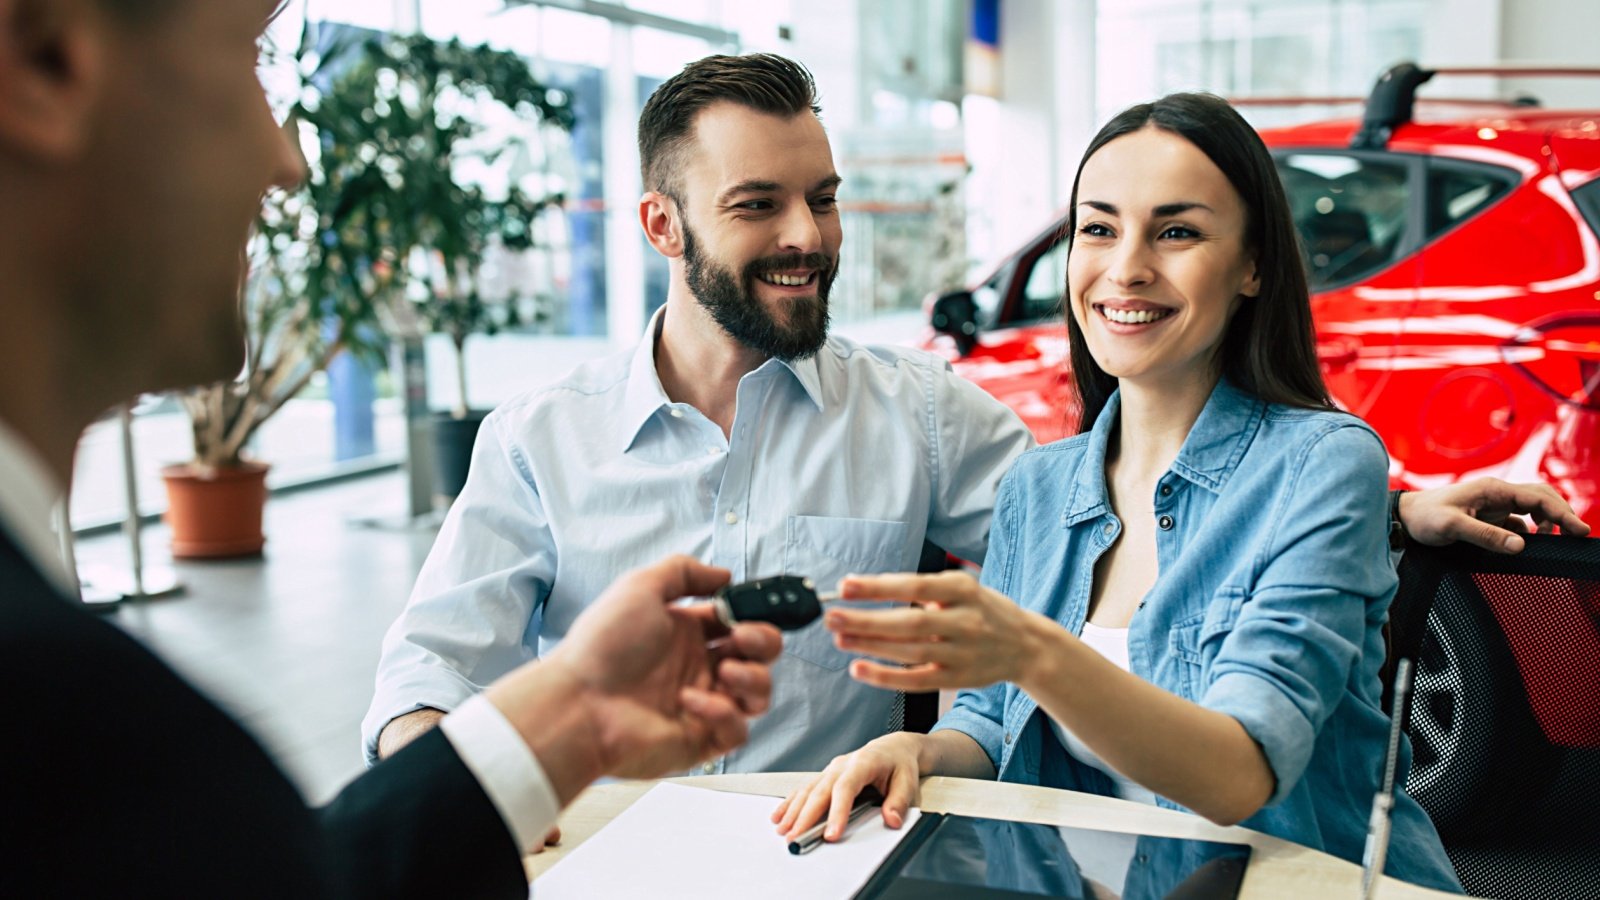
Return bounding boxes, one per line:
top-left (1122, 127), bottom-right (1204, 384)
top-left (1168, 587), bottom-right (1249, 698)
top-left (782, 515), bottom-right (911, 670)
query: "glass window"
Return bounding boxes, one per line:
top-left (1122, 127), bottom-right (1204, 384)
top-left (1572, 176), bottom-right (1600, 242)
top-left (1277, 153), bottom-right (1411, 290)
top-left (1015, 238), bottom-right (1068, 326)
top-left (1425, 161), bottom-right (1517, 239)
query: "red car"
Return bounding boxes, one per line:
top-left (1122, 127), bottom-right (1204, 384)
top-left (920, 62), bottom-right (1600, 847)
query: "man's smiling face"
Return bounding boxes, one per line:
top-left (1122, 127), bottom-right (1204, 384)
top-left (673, 101), bottom-right (842, 361)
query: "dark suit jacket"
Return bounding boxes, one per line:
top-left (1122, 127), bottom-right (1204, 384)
top-left (0, 528), bottom-right (528, 898)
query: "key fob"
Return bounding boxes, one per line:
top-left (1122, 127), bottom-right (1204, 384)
top-left (712, 575), bottom-right (823, 631)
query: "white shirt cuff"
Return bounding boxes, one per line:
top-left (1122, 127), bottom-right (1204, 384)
top-left (438, 693), bottom-right (561, 854)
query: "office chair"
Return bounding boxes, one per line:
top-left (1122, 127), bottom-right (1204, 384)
top-left (897, 540), bottom-right (955, 735)
top-left (1386, 534), bottom-right (1600, 899)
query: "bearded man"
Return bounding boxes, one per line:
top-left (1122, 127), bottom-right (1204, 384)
top-left (363, 53), bottom-right (1032, 779)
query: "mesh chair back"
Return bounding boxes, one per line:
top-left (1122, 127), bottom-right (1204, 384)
top-left (1388, 535), bottom-right (1600, 899)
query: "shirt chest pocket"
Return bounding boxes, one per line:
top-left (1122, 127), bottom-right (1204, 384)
top-left (1168, 587), bottom-right (1248, 699)
top-left (782, 515), bottom-right (910, 670)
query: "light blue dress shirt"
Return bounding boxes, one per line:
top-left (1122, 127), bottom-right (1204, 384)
top-left (934, 379), bottom-right (1462, 893)
top-left (363, 318), bottom-right (1033, 772)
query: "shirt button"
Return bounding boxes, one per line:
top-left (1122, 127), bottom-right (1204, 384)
top-left (724, 512), bottom-right (738, 525)
top-left (669, 408), bottom-right (684, 418)
top-left (1102, 523), bottom-right (1115, 538)
top-left (1003, 731), bottom-right (1012, 744)
top-left (1159, 484), bottom-right (1172, 497)
top-left (1158, 514), bottom-right (1174, 530)
top-left (701, 761), bottom-right (716, 774)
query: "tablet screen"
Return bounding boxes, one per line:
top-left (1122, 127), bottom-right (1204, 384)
top-left (863, 814), bottom-right (1251, 900)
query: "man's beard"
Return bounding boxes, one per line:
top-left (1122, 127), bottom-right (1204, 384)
top-left (682, 222), bottom-right (835, 361)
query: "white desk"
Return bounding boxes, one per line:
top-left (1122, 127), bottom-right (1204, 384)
top-left (525, 773), bottom-right (1461, 899)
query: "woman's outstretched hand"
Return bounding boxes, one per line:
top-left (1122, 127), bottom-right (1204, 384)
top-left (824, 571), bottom-right (1049, 692)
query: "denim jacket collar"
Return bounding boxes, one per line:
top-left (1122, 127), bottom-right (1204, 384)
top-left (1062, 378), bottom-right (1267, 527)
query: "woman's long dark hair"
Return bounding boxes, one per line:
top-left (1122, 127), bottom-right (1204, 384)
top-left (1066, 92), bottom-right (1334, 433)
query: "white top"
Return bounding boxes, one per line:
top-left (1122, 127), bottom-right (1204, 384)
top-left (1047, 622), bottom-right (1161, 807)
top-left (0, 418), bottom-right (557, 854)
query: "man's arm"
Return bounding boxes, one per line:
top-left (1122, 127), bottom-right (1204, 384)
top-left (363, 412), bottom-right (558, 764)
top-left (377, 708), bottom-right (446, 759)
top-left (1396, 478), bottom-right (1590, 553)
top-left (924, 365), bottom-right (1036, 561)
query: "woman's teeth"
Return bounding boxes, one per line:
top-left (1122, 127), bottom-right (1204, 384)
top-left (1100, 306), bottom-right (1172, 325)
top-left (761, 273), bottom-right (812, 287)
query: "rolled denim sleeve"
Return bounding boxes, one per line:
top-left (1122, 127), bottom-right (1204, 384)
top-left (1201, 424), bottom-right (1397, 806)
top-left (931, 466), bottom-right (1023, 769)
top-left (361, 411), bottom-right (558, 765)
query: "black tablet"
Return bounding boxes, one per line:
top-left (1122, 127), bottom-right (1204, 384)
top-left (852, 813), bottom-right (1252, 900)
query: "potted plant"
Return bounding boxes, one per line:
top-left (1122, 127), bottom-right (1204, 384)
top-left (415, 183), bottom-right (565, 500)
top-left (163, 23), bottom-right (572, 557)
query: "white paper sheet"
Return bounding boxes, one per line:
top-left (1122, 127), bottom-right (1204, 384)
top-left (534, 782), bottom-right (922, 900)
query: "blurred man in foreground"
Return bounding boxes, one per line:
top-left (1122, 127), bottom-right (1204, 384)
top-left (0, 2), bottom-right (780, 896)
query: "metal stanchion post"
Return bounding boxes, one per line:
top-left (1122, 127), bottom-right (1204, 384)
top-left (77, 402), bottom-right (184, 602)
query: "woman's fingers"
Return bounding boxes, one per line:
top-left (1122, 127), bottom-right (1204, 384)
top-left (835, 633), bottom-right (955, 666)
top-left (840, 570), bottom-right (978, 604)
top-left (849, 659), bottom-right (949, 692)
top-left (882, 764), bottom-right (918, 829)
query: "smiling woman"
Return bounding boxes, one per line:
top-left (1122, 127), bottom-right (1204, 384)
top-left (773, 93), bottom-right (1464, 895)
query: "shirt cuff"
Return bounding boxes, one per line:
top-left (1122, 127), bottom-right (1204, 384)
top-left (438, 693), bottom-right (561, 853)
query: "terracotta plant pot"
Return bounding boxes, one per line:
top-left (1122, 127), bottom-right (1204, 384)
top-left (160, 461), bottom-right (270, 559)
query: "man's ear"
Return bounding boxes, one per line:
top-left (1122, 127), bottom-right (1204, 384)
top-left (0, 0), bottom-right (106, 161)
top-left (639, 190), bottom-right (684, 259)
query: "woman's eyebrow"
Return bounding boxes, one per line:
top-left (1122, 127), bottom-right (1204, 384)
top-left (1076, 200), bottom-right (1216, 217)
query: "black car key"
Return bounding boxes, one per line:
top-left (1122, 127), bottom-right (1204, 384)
top-left (711, 575), bottom-right (837, 631)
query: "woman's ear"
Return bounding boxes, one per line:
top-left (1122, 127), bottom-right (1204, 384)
top-left (1240, 260), bottom-right (1261, 299)
top-left (639, 191), bottom-right (683, 259)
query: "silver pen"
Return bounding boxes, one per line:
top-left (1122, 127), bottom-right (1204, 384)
top-left (787, 792), bottom-right (881, 855)
top-left (1361, 658), bottom-right (1415, 899)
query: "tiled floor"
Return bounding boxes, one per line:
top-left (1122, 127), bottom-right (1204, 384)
top-left (75, 472), bottom-right (436, 804)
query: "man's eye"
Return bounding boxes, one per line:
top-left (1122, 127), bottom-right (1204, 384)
top-left (812, 195), bottom-right (838, 209)
top-left (738, 200), bottom-right (774, 212)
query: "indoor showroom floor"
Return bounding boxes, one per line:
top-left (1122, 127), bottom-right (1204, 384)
top-left (76, 472), bottom-right (431, 803)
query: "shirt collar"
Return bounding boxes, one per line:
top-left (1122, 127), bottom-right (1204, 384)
top-left (0, 417), bottom-right (76, 595)
top-left (617, 308), bottom-right (827, 453)
top-left (1063, 378), bottom-right (1266, 524)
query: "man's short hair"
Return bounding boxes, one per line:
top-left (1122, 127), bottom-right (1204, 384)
top-left (637, 53), bottom-right (821, 199)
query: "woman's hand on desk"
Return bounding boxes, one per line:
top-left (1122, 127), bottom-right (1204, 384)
top-left (772, 733), bottom-right (922, 842)
top-left (825, 571), bottom-right (1053, 691)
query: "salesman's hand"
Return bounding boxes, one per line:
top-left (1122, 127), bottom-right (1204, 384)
top-left (1401, 478), bottom-right (1590, 553)
top-left (485, 555), bottom-right (781, 803)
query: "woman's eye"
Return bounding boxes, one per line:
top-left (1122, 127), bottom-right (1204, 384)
top-left (1160, 225), bottom-right (1200, 240)
top-left (1078, 222), bottom-right (1113, 238)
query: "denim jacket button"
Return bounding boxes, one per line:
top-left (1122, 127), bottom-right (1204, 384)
top-left (1003, 731), bottom-right (1012, 744)
top-left (1159, 484), bottom-right (1173, 497)
top-left (1102, 522), bottom-right (1115, 538)
top-left (1158, 514), bottom-right (1174, 530)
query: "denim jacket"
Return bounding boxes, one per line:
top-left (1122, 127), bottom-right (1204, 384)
top-left (934, 379), bottom-right (1461, 893)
